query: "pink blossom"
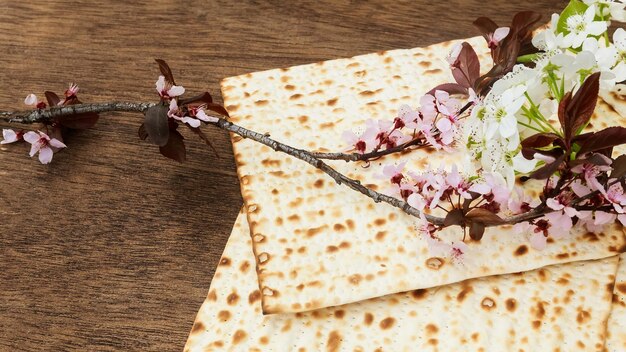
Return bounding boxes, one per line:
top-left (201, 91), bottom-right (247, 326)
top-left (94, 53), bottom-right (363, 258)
top-left (407, 192), bottom-right (427, 210)
top-left (445, 165), bottom-right (472, 199)
top-left (508, 188), bottom-right (539, 214)
top-left (189, 106), bottom-right (219, 123)
top-left (1, 129), bottom-right (23, 144)
top-left (23, 131), bottom-right (66, 164)
top-left (417, 214), bottom-right (451, 256)
top-left (446, 43), bottom-right (463, 66)
top-left (450, 241), bottom-right (469, 264)
top-left (469, 173), bottom-right (510, 205)
top-left (167, 99), bottom-right (201, 128)
top-left (382, 162), bottom-right (406, 185)
top-left (342, 127), bottom-right (377, 154)
top-left (546, 193), bottom-right (579, 218)
top-left (419, 94), bottom-right (438, 120)
top-left (24, 94), bottom-right (47, 109)
top-left (156, 75), bottom-right (185, 99)
top-left (578, 210), bottom-right (615, 233)
top-left (571, 157), bottom-right (612, 195)
top-left (64, 83), bottom-right (79, 99)
top-left (605, 182), bottom-right (626, 213)
top-left (487, 27), bottom-right (510, 49)
top-left (434, 90), bottom-right (459, 118)
top-left (543, 212), bottom-right (572, 239)
top-left (529, 231), bottom-right (547, 250)
top-left (395, 105), bottom-right (419, 129)
top-left (571, 179), bottom-right (592, 197)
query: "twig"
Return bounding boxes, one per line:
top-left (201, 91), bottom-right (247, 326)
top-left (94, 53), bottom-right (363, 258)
top-left (0, 101), bottom-right (611, 230)
top-left (311, 138), bottom-right (428, 161)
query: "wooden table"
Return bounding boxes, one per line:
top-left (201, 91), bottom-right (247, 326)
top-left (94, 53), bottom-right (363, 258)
top-left (0, 1), bottom-right (566, 350)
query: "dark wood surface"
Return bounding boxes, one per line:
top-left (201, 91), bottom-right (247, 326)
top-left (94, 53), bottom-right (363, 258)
top-left (0, 1), bottom-right (566, 351)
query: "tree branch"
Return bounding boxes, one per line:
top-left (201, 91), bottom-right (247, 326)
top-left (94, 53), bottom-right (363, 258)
top-left (0, 101), bottom-right (616, 231)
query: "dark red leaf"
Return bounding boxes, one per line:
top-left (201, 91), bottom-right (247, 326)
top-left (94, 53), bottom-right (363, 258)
top-left (611, 154), bottom-right (626, 179)
top-left (179, 92), bottom-right (213, 105)
top-left (557, 91), bottom-right (572, 131)
top-left (205, 102), bottom-right (230, 118)
top-left (58, 113), bottom-right (99, 130)
top-left (426, 83), bottom-right (468, 96)
top-left (451, 42), bottom-right (481, 89)
top-left (155, 59), bottom-right (176, 85)
top-left (521, 133), bottom-right (562, 149)
top-left (567, 72), bottom-right (600, 142)
top-left (469, 221), bottom-right (486, 241)
top-left (159, 130), bottom-right (186, 163)
top-left (473, 17), bottom-right (499, 40)
top-left (510, 11), bottom-right (542, 43)
top-left (44, 91), bottom-right (60, 107)
top-left (529, 154), bottom-right (566, 179)
top-left (466, 208), bottom-right (504, 225)
top-left (138, 123), bottom-right (148, 140)
top-left (578, 127), bottom-right (626, 155)
top-left (143, 103), bottom-right (170, 146)
top-left (443, 208), bottom-right (465, 227)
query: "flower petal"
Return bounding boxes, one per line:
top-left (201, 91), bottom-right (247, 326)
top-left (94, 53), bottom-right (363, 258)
top-left (48, 138), bottom-right (67, 149)
top-left (38, 146), bottom-right (53, 164)
top-left (1, 129), bottom-right (18, 144)
top-left (24, 94), bottom-right (38, 106)
top-left (155, 75), bottom-right (166, 93)
top-left (23, 131), bottom-right (40, 144)
top-left (183, 117), bottom-right (201, 128)
top-left (168, 85), bottom-right (185, 97)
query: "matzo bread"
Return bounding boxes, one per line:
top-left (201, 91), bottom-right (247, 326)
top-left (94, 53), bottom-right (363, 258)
top-left (606, 253), bottom-right (626, 352)
top-left (221, 36), bottom-right (626, 314)
top-left (184, 211), bottom-right (619, 352)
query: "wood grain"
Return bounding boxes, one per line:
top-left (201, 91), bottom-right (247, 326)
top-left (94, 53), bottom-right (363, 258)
top-left (0, 1), bottom-right (566, 351)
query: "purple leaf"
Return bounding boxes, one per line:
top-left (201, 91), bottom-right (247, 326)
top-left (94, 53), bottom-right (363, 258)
top-left (159, 129), bottom-right (186, 163)
top-left (426, 83), bottom-right (468, 96)
top-left (451, 42), bottom-right (480, 89)
top-left (138, 123), bottom-right (148, 140)
top-left (44, 91), bottom-right (60, 107)
top-left (473, 17), bottom-right (499, 40)
top-left (179, 92), bottom-right (213, 106)
top-left (610, 154), bottom-right (626, 179)
top-left (143, 103), bottom-right (170, 146)
top-left (469, 221), bottom-right (486, 241)
top-left (204, 102), bottom-right (230, 117)
top-left (155, 59), bottom-right (176, 85)
top-left (521, 133), bottom-right (562, 149)
top-left (578, 127), bottom-right (626, 155)
top-left (443, 208), bottom-right (465, 227)
top-left (466, 208), bottom-right (504, 225)
top-left (530, 154), bottom-right (566, 179)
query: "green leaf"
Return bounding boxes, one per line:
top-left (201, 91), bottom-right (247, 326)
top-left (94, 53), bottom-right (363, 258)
top-left (556, 0), bottom-right (588, 34)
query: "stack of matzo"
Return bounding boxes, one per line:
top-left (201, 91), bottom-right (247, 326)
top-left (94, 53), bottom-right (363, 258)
top-left (185, 36), bottom-right (626, 350)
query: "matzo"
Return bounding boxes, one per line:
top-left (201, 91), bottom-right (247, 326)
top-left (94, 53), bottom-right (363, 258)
top-left (184, 211), bottom-right (618, 352)
top-left (222, 36), bottom-right (626, 314)
top-left (606, 253), bottom-right (626, 352)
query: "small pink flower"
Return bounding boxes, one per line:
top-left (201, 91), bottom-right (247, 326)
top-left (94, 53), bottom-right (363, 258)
top-left (469, 173), bottom-right (510, 206)
top-left (543, 212), bottom-right (572, 239)
top-left (167, 99), bottom-right (201, 128)
top-left (395, 104), bottom-right (419, 129)
top-left (24, 94), bottom-right (47, 109)
top-left (64, 83), bottom-right (79, 98)
top-left (446, 43), bottom-right (463, 66)
top-left (382, 162), bottom-right (406, 185)
top-left (572, 157), bottom-right (612, 195)
top-left (156, 75), bottom-right (185, 99)
top-left (529, 231), bottom-right (547, 250)
top-left (1, 129), bottom-right (23, 144)
top-left (450, 241), bottom-right (469, 264)
top-left (487, 27), bottom-right (510, 49)
top-left (23, 131), bottom-right (66, 164)
top-left (407, 192), bottom-right (427, 210)
top-left (342, 127), bottom-right (377, 154)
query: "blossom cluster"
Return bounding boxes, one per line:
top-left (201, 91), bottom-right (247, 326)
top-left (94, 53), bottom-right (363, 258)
top-left (1, 84), bottom-right (81, 164)
top-left (342, 90), bottom-right (463, 154)
top-left (466, 0), bottom-right (626, 186)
